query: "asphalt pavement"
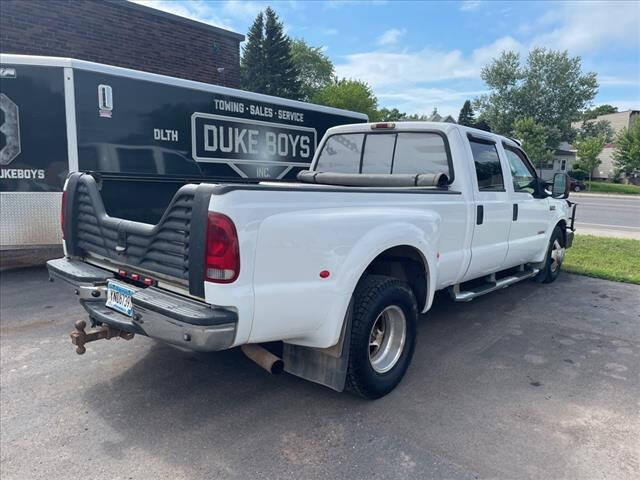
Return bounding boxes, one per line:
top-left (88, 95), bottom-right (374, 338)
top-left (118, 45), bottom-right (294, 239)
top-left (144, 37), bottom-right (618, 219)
top-left (570, 193), bottom-right (640, 239)
top-left (1, 267), bottom-right (639, 479)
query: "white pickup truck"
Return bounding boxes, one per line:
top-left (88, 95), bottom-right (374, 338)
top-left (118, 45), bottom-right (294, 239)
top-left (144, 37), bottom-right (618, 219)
top-left (47, 122), bottom-right (576, 399)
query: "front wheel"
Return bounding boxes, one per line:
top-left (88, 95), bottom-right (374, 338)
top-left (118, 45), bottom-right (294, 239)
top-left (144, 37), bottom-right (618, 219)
top-left (346, 275), bottom-right (418, 399)
top-left (535, 226), bottom-right (565, 283)
top-left (573, 185), bottom-right (581, 192)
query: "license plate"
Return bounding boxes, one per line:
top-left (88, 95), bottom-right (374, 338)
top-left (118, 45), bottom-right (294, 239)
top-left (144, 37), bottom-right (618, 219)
top-left (106, 280), bottom-right (136, 317)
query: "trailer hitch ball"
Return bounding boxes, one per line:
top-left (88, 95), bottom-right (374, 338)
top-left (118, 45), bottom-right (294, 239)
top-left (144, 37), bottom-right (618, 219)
top-left (71, 320), bottom-right (89, 354)
top-left (70, 319), bottom-right (134, 355)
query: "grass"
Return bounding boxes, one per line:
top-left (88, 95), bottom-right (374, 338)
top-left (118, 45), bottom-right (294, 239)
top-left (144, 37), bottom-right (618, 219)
top-left (563, 235), bottom-right (640, 284)
top-left (585, 181), bottom-right (640, 195)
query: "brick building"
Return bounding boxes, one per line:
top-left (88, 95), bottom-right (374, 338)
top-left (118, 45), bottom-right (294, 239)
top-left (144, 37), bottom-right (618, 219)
top-left (0, 0), bottom-right (244, 87)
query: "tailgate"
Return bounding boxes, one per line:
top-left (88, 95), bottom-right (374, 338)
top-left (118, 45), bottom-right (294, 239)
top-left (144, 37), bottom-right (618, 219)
top-left (63, 172), bottom-right (217, 297)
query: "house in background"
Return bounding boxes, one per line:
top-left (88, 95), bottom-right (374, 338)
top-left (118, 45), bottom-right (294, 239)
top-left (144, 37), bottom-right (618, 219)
top-left (536, 141), bottom-right (576, 181)
top-left (571, 110), bottom-right (639, 180)
top-left (427, 112), bottom-right (457, 123)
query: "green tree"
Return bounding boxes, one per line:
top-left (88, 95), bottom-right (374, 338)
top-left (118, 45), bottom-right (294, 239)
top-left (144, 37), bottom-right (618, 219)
top-left (378, 107), bottom-right (406, 121)
top-left (474, 117), bottom-right (491, 132)
top-left (312, 79), bottom-right (379, 120)
top-left (613, 117), bottom-right (640, 177)
top-left (290, 38), bottom-right (334, 101)
top-left (513, 117), bottom-right (554, 174)
top-left (241, 8), bottom-right (300, 99)
top-left (583, 104), bottom-right (618, 120)
top-left (576, 119), bottom-right (614, 143)
top-left (574, 136), bottom-right (605, 188)
top-left (403, 113), bottom-right (429, 121)
top-left (262, 7), bottom-right (300, 99)
top-left (476, 48), bottom-right (598, 149)
top-left (457, 100), bottom-right (475, 127)
top-left (240, 12), bottom-right (265, 93)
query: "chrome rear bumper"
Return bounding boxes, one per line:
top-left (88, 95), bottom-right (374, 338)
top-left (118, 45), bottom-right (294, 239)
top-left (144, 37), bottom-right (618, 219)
top-left (47, 257), bottom-right (237, 351)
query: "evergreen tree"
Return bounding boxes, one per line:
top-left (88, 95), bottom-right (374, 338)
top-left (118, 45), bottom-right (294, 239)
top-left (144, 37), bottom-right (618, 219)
top-left (262, 7), bottom-right (300, 99)
top-left (240, 12), bottom-right (265, 93)
top-left (457, 100), bottom-right (475, 127)
top-left (240, 8), bottom-right (301, 99)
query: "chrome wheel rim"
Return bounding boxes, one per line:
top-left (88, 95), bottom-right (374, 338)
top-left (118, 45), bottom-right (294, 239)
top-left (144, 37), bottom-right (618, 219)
top-left (369, 305), bottom-right (406, 373)
top-left (550, 239), bottom-right (565, 273)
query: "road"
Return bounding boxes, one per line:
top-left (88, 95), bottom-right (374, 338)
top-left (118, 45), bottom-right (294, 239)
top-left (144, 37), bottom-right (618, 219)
top-left (1, 267), bottom-right (639, 480)
top-left (571, 193), bottom-right (640, 239)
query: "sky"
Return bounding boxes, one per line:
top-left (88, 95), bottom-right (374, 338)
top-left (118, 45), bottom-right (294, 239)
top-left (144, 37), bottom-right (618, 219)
top-left (132, 0), bottom-right (640, 118)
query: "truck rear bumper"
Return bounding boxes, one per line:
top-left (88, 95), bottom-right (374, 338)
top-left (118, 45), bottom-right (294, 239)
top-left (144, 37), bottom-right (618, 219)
top-left (47, 257), bottom-right (237, 351)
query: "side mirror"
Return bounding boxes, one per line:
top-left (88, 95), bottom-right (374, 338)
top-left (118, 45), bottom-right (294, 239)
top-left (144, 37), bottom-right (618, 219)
top-left (551, 172), bottom-right (570, 199)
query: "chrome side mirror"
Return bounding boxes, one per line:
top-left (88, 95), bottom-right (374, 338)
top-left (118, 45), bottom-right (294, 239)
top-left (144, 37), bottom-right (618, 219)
top-left (551, 172), bottom-right (570, 199)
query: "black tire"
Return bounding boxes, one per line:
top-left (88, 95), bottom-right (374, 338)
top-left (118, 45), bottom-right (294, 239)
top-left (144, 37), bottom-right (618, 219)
top-left (573, 185), bottom-right (581, 192)
top-left (346, 275), bottom-right (418, 399)
top-left (535, 226), bottom-right (565, 284)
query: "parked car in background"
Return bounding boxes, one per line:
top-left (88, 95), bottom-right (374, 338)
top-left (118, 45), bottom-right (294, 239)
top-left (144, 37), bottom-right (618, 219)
top-left (570, 177), bottom-right (586, 192)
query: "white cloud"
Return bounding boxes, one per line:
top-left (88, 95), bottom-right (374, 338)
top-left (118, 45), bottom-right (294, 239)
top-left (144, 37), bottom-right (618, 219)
top-left (460, 0), bottom-right (482, 12)
top-left (471, 36), bottom-right (524, 65)
top-left (336, 36), bottom-right (522, 89)
top-left (220, 0), bottom-right (269, 21)
top-left (130, 0), bottom-right (235, 30)
top-left (598, 76), bottom-right (640, 87)
top-left (531, 1), bottom-right (639, 53)
top-left (602, 100), bottom-right (640, 112)
top-left (377, 28), bottom-right (406, 46)
top-left (321, 27), bottom-right (339, 35)
top-left (378, 87), bottom-right (488, 117)
top-left (131, 0), bottom-right (275, 31)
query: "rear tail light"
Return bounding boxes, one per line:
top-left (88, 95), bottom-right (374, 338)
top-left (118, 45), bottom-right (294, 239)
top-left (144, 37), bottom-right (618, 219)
top-left (60, 190), bottom-right (67, 238)
top-left (205, 212), bottom-right (239, 283)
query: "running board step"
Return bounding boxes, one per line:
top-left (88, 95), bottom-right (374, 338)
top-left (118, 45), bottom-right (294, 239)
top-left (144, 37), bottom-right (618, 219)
top-left (450, 268), bottom-right (539, 302)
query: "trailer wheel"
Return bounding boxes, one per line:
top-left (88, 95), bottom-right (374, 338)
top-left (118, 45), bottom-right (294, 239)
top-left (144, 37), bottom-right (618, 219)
top-left (535, 226), bottom-right (565, 284)
top-left (346, 275), bottom-right (417, 399)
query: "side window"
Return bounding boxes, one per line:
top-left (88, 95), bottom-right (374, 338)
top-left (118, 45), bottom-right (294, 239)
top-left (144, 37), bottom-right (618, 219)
top-left (361, 134), bottom-right (395, 173)
top-left (393, 133), bottom-right (450, 176)
top-left (316, 134), bottom-right (363, 173)
top-left (504, 147), bottom-right (536, 194)
top-left (469, 138), bottom-right (504, 191)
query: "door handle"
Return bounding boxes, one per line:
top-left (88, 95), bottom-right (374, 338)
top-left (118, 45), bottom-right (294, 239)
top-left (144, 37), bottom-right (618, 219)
top-left (513, 203), bottom-right (518, 221)
top-left (476, 205), bottom-right (484, 225)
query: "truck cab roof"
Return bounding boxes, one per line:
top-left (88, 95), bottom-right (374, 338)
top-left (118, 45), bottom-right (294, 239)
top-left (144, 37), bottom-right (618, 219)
top-left (324, 121), bottom-right (521, 149)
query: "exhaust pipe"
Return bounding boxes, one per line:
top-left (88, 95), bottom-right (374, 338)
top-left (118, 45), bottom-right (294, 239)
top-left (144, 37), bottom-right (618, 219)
top-left (241, 344), bottom-right (284, 374)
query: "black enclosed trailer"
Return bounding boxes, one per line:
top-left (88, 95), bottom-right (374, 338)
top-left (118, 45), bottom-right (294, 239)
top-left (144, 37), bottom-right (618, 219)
top-left (0, 54), bottom-right (367, 262)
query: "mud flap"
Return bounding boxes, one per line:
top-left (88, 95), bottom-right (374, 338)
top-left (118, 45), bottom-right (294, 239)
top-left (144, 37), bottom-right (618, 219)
top-left (283, 300), bottom-right (353, 392)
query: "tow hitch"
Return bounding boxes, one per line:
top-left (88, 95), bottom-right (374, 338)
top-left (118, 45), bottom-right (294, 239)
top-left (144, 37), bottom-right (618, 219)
top-left (70, 320), bottom-right (134, 354)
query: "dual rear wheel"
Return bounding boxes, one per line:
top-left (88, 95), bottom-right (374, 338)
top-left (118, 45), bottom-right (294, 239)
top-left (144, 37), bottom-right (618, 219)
top-left (346, 226), bottom-right (566, 399)
top-left (346, 275), bottom-right (418, 399)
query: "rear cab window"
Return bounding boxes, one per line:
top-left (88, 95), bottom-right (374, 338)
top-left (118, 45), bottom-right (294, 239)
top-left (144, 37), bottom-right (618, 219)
top-left (315, 131), bottom-right (453, 181)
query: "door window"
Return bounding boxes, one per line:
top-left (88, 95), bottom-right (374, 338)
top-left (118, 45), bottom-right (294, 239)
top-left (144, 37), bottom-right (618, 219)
top-left (469, 137), bottom-right (504, 191)
top-left (504, 147), bottom-right (536, 194)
